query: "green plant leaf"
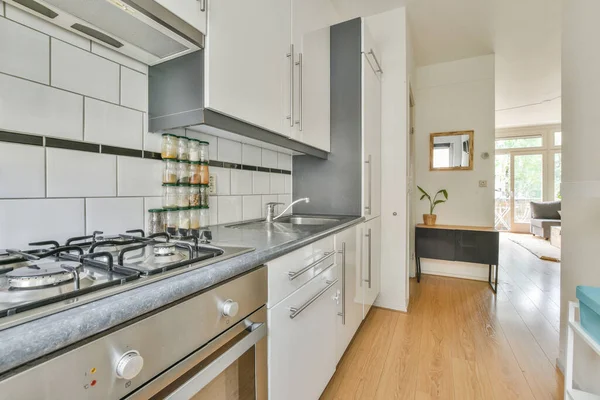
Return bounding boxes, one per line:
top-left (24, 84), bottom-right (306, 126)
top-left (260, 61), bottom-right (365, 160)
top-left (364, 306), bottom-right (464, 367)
top-left (433, 199), bottom-right (446, 205)
top-left (436, 189), bottom-right (448, 200)
top-left (420, 194), bottom-right (427, 200)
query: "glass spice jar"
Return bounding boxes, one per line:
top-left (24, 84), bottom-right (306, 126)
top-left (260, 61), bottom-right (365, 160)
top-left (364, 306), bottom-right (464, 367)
top-left (189, 162), bottom-right (201, 184)
top-left (199, 162), bottom-right (209, 185)
top-left (176, 184), bottom-right (190, 208)
top-left (189, 184), bottom-right (201, 207)
top-left (200, 206), bottom-right (210, 227)
top-left (162, 183), bottom-right (177, 209)
top-left (199, 184), bottom-right (209, 208)
top-left (178, 207), bottom-right (191, 236)
top-left (188, 139), bottom-right (201, 162)
top-left (190, 206), bottom-right (201, 231)
top-left (161, 133), bottom-right (177, 159)
top-left (166, 209), bottom-right (178, 236)
top-left (176, 160), bottom-right (190, 184)
top-left (162, 159), bottom-right (177, 184)
top-left (148, 209), bottom-right (166, 235)
top-left (199, 141), bottom-right (209, 163)
top-left (177, 136), bottom-right (189, 161)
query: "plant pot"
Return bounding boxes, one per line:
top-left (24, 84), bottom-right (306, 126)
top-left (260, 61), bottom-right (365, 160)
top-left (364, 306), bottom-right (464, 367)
top-left (423, 214), bottom-right (437, 225)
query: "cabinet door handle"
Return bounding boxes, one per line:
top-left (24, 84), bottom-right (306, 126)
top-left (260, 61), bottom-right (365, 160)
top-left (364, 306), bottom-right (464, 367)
top-left (286, 44), bottom-right (295, 127)
top-left (198, 0), bottom-right (206, 12)
top-left (364, 155), bottom-right (372, 214)
top-left (337, 243), bottom-right (346, 325)
top-left (368, 49), bottom-right (383, 73)
top-left (295, 52), bottom-right (303, 131)
top-left (288, 251), bottom-right (335, 281)
top-left (289, 279), bottom-right (338, 319)
top-left (365, 229), bottom-right (372, 288)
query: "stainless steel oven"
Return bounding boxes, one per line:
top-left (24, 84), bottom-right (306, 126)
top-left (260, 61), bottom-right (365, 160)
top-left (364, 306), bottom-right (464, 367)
top-left (127, 306), bottom-right (267, 400)
top-left (0, 267), bottom-right (267, 400)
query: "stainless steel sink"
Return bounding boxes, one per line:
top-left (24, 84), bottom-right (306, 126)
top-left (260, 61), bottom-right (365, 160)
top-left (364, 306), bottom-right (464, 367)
top-left (226, 215), bottom-right (341, 230)
top-left (273, 216), bottom-right (341, 225)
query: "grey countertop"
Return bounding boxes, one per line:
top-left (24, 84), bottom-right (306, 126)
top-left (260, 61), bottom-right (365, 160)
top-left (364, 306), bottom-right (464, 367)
top-left (0, 215), bottom-right (364, 376)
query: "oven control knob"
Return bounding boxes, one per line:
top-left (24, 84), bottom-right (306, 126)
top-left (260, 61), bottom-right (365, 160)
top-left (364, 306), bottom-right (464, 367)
top-left (222, 300), bottom-right (239, 317)
top-left (116, 350), bottom-right (144, 380)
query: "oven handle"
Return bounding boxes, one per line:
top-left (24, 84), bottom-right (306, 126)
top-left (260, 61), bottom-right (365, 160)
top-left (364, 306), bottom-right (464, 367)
top-left (125, 309), bottom-right (266, 400)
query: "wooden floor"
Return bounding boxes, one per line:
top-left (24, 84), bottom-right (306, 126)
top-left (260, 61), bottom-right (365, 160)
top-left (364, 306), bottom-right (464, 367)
top-left (321, 234), bottom-right (564, 400)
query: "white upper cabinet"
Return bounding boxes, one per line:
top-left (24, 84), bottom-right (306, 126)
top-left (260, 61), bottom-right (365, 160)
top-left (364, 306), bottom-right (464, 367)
top-left (362, 24), bottom-right (382, 221)
top-left (290, 0), bottom-right (336, 151)
top-left (154, 0), bottom-right (207, 34)
top-left (204, 0), bottom-right (292, 137)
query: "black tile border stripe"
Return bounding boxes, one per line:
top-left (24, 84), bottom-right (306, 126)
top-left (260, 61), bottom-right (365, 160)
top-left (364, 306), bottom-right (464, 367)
top-left (102, 145), bottom-right (143, 158)
top-left (0, 131), bottom-right (43, 146)
top-left (0, 131), bottom-right (293, 173)
top-left (46, 137), bottom-right (99, 153)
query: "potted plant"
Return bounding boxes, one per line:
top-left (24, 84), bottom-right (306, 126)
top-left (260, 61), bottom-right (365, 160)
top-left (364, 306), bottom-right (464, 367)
top-left (417, 186), bottom-right (448, 225)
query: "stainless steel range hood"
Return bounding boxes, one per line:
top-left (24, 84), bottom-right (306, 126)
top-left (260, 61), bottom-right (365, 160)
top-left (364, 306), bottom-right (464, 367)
top-left (4, 0), bottom-right (204, 65)
top-left (149, 51), bottom-right (329, 159)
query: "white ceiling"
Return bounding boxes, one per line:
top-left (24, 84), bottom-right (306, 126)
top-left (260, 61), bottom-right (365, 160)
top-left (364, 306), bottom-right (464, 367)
top-left (331, 0), bottom-right (562, 128)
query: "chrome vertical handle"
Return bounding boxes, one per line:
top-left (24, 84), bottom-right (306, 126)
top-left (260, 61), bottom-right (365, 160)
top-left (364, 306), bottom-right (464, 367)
top-left (368, 49), bottom-right (383, 73)
top-left (337, 243), bottom-right (346, 325)
top-left (200, 0), bottom-right (206, 12)
top-left (295, 53), bottom-right (303, 131)
top-left (365, 229), bottom-right (372, 289)
top-left (364, 155), bottom-right (372, 214)
top-left (287, 44), bottom-right (295, 127)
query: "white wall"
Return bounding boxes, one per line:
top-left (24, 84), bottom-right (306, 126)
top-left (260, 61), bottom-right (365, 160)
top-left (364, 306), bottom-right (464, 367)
top-left (366, 7), bottom-right (411, 311)
top-left (414, 54), bottom-right (495, 280)
top-left (560, 0), bottom-right (600, 391)
top-left (0, 6), bottom-right (291, 248)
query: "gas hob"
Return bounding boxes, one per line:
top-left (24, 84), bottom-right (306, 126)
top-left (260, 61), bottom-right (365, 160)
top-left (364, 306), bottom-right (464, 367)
top-left (0, 230), bottom-right (254, 328)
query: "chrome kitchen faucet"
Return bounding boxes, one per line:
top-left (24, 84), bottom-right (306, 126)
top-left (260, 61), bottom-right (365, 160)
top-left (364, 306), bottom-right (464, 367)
top-left (265, 198), bottom-right (310, 222)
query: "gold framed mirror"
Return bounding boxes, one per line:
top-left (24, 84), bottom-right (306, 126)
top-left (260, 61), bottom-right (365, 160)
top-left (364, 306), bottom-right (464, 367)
top-left (429, 130), bottom-right (474, 171)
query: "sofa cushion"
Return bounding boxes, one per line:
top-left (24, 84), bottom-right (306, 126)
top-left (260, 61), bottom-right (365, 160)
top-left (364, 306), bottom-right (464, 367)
top-left (530, 218), bottom-right (561, 229)
top-left (530, 201), bottom-right (561, 219)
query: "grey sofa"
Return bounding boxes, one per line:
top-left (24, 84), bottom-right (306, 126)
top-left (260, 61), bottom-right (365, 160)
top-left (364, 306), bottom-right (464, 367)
top-left (530, 201), bottom-right (561, 239)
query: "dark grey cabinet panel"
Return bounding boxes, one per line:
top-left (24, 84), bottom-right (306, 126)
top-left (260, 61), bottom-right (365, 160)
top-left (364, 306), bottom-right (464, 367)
top-left (415, 228), bottom-right (455, 261)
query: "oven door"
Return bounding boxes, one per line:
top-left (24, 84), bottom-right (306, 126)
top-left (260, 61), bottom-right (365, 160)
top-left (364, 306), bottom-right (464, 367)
top-left (126, 306), bottom-right (267, 400)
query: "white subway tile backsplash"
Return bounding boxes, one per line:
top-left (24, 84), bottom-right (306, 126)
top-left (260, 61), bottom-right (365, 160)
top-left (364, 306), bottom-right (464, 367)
top-left (242, 195), bottom-right (262, 220)
top-left (120, 67), bottom-right (147, 112)
top-left (0, 199), bottom-right (84, 249)
top-left (261, 195), bottom-right (278, 218)
top-left (278, 194), bottom-right (292, 215)
top-left (209, 196), bottom-right (218, 226)
top-left (86, 197), bottom-right (143, 235)
top-left (277, 153), bottom-right (292, 171)
top-left (117, 157), bottom-right (162, 197)
top-left (261, 149), bottom-right (278, 168)
top-left (51, 39), bottom-right (119, 103)
top-left (91, 42), bottom-right (147, 75)
top-left (231, 170), bottom-right (252, 195)
top-left (144, 130), bottom-right (162, 153)
top-left (217, 138), bottom-right (242, 164)
top-left (85, 98), bottom-right (143, 149)
top-left (185, 130), bottom-right (218, 161)
top-left (46, 148), bottom-right (116, 197)
top-left (211, 167), bottom-right (230, 195)
top-left (0, 74), bottom-right (83, 140)
top-left (5, 5), bottom-right (89, 50)
top-left (270, 174), bottom-right (284, 194)
top-left (284, 175), bottom-right (292, 194)
top-left (253, 172), bottom-right (270, 195)
top-left (0, 17), bottom-right (49, 84)
top-left (242, 144), bottom-right (262, 166)
top-left (0, 142), bottom-right (45, 198)
top-left (217, 196), bottom-right (242, 224)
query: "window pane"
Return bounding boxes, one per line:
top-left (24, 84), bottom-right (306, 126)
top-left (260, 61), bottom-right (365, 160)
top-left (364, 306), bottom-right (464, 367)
top-left (513, 154), bottom-right (543, 223)
top-left (495, 154), bottom-right (511, 231)
top-left (495, 136), bottom-right (543, 149)
top-left (554, 153), bottom-right (561, 200)
top-left (554, 131), bottom-right (562, 146)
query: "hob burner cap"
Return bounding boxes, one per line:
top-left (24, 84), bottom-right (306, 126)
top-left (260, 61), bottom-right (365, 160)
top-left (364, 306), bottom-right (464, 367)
top-left (6, 261), bottom-right (82, 289)
top-left (154, 243), bottom-right (176, 257)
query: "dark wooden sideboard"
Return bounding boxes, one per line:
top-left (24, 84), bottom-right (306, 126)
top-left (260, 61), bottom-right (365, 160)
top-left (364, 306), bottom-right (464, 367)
top-left (415, 224), bottom-right (500, 292)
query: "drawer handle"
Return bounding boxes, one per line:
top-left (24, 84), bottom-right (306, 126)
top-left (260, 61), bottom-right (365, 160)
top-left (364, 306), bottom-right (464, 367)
top-left (288, 251), bottom-right (335, 281)
top-left (289, 279), bottom-right (338, 319)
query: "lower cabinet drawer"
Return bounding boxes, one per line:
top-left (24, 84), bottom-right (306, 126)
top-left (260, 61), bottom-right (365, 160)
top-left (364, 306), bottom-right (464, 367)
top-left (268, 264), bottom-right (338, 400)
top-left (267, 236), bottom-right (335, 308)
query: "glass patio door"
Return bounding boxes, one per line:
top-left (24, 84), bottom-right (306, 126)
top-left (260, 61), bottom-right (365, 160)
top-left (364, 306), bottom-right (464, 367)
top-left (495, 152), bottom-right (544, 232)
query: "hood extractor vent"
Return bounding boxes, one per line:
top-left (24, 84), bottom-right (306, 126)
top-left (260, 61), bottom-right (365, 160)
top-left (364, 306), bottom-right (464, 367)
top-left (4, 0), bottom-right (204, 65)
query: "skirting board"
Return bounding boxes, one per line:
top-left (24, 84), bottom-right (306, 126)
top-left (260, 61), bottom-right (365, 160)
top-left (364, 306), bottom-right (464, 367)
top-left (420, 259), bottom-right (489, 282)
